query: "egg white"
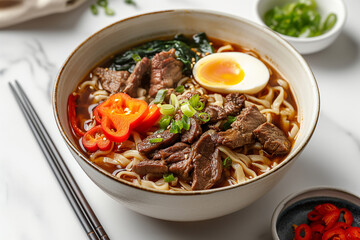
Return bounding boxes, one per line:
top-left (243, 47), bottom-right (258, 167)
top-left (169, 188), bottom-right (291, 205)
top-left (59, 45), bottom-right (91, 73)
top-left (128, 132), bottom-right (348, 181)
top-left (192, 52), bottom-right (270, 94)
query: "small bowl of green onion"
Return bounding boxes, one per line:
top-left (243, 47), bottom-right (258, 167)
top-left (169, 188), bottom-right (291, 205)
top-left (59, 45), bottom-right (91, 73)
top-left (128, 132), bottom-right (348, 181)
top-left (255, 0), bottom-right (346, 54)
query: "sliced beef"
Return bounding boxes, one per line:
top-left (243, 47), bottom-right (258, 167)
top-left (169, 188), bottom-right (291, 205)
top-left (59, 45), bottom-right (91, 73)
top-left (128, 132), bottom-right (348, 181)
top-left (191, 133), bottom-right (223, 190)
top-left (217, 105), bottom-right (266, 149)
top-left (204, 105), bottom-right (227, 123)
top-left (123, 57), bottom-right (151, 98)
top-left (231, 105), bottom-right (267, 132)
top-left (149, 49), bottom-right (183, 97)
top-left (181, 117), bottom-right (202, 144)
top-left (138, 130), bottom-right (179, 156)
top-left (169, 157), bottom-right (193, 180)
top-left (93, 67), bottom-right (130, 94)
top-left (224, 93), bottom-right (245, 116)
top-left (253, 122), bottom-right (291, 156)
top-left (166, 147), bottom-right (191, 163)
top-left (152, 142), bottom-right (189, 160)
top-left (132, 160), bottom-right (168, 176)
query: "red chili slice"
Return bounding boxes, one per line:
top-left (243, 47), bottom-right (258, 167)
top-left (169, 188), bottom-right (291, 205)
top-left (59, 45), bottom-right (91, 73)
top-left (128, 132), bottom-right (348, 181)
top-left (68, 93), bottom-right (85, 136)
top-left (331, 222), bottom-right (351, 231)
top-left (315, 203), bottom-right (339, 216)
top-left (93, 102), bottom-right (103, 124)
top-left (134, 104), bottom-right (161, 133)
top-left (346, 227), bottom-right (360, 240)
top-left (310, 222), bottom-right (325, 234)
top-left (322, 228), bottom-right (346, 240)
top-left (294, 224), bottom-right (312, 240)
top-left (308, 209), bottom-right (322, 221)
top-left (82, 125), bottom-right (112, 152)
top-left (340, 208), bottom-right (354, 226)
top-left (323, 209), bottom-right (341, 230)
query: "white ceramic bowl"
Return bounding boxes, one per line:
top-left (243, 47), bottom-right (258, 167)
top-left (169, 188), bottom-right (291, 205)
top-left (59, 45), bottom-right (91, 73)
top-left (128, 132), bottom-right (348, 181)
top-left (53, 9), bottom-right (320, 221)
top-left (254, 0), bottom-right (347, 54)
top-left (271, 187), bottom-right (360, 240)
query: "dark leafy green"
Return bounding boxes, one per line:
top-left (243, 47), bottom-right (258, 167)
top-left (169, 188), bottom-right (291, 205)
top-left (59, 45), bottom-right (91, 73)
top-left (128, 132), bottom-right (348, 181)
top-left (110, 33), bottom-right (213, 75)
top-left (193, 32), bottom-right (214, 54)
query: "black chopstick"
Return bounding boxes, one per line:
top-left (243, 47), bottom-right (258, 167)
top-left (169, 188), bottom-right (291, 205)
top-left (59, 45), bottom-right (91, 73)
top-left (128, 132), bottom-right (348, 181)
top-left (9, 80), bottom-right (110, 240)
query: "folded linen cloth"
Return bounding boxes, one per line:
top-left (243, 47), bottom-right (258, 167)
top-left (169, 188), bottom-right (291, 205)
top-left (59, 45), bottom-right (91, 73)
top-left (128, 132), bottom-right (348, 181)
top-left (0, 0), bottom-right (86, 28)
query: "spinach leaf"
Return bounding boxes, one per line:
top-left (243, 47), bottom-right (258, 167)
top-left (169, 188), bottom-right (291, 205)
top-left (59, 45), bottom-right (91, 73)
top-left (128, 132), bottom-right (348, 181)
top-left (193, 32), bottom-right (214, 54)
top-left (110, 33), bottom-right (212, 75)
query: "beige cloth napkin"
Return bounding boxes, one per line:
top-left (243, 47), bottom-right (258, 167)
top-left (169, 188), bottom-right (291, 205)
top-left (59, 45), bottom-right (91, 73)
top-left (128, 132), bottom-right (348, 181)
top-left (0, 0), bottom-right (87, 28)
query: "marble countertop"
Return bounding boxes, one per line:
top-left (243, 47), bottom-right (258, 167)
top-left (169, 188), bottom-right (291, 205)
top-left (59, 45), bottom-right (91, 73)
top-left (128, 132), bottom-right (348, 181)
top-left (1, 0), bottom-right (360, 239)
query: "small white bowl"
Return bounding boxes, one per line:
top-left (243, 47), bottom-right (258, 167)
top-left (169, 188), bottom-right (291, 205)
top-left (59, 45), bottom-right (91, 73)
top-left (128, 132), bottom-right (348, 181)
top-left (254, 0), bottom-right (347, 54)
top-left (271, 187), bottom-right (360, 240)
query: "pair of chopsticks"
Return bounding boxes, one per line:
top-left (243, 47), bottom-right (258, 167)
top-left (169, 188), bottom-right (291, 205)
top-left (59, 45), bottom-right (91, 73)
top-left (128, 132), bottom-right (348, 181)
top-left (9, 80), bottom-right (110, 240)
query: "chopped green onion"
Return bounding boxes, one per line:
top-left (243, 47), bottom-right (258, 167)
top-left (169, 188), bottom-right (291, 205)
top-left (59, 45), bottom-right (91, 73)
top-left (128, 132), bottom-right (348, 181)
top-left (160, 104), bottom-right (175, 116)
top-left (169, 119), bottom-right (181, 134)
top-left (198, 112), bottom-right (210, 123)
top-left (176, 85), bottom-right (185, 93)
top-left (322, 13), bottom-right (337, 32)
top-left (223, 157), bottom-right (232, 168)
top-left (104, 7), bottom-right (115, 16)
top-left (189, 94), bottom-right (200, 108)
top-left (181, 115), bottom-right (191, 131)
top-left (181, 103), bottom-right (196, 118)
top-left (159, 115), bottom-right (172, 129)
top-left (170, 93), bottom-right (179, 110)
top-left (163, 173), bottom-right (175, 182)
top-left (194, 101), bottom-right (205, 111)
top-left (90, 4), bottom-right (98, 15)
top-left (222, 116), bottom-right (236, 130)
top-left (97, 0), bottom-right (107, 7)
top-left (149, 138), bottom-right (163, 143)
top-left (124, 0), bottom-right (136, 5)
top-left (264, 0), bottom-right (337, 38)
top-left (153, 89), bottom-right (167, 104)
top-left (132, 53), bottom-right (141, 63)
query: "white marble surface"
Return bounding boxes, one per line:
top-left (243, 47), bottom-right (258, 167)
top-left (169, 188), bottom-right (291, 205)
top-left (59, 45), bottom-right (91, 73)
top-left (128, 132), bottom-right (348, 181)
top-left (1, 0), bottom-right (360, 239)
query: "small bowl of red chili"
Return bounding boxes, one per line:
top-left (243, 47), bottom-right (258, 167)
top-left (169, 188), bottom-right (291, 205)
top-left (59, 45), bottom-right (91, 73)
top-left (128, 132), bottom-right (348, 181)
top-left (272, 187), bottom-right (360, 240)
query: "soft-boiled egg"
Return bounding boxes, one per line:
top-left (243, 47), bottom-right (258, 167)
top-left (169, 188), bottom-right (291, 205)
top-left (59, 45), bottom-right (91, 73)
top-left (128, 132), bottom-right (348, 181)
top-left (192, 52), bottom-right (270, 94)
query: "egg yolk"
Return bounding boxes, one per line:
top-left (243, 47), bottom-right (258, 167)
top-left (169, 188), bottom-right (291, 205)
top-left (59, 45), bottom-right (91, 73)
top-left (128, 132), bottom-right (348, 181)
top-left (196, 58), bottom-right (245, 86)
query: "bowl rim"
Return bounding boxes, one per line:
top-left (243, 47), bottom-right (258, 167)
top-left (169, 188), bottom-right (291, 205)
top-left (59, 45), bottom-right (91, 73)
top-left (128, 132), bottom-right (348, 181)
top-left (271, 186), bottom-right (360, 240)
top-left (254, 0), bottom-right (347, 43)
top-left (52, 9), bottom-right (320, 196)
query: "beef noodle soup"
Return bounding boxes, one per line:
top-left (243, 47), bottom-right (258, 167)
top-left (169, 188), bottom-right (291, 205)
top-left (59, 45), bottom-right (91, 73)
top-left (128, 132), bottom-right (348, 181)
top-left (68, 33), bottom-right (299, 191)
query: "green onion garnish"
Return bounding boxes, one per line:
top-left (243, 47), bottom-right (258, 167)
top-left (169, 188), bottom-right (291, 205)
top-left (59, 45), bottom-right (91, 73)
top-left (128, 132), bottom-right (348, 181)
top-left (153, 89), bottom-right (167, 104)
top-left (104, 7), bottom-right (115, 16)
top-left (97, 0), bottom-right (108, 7)
top-left (223, 157), bottom-right (232, 168)
top-left (264, 0), bottom-right (337, 38)
top-left (149, 138), bottom-right (163, 143)
top-left (160, 104), bottom-right (175, 116)
top-left (189, 94), bottom-right (200, 108)
top-left (163, 173), bottom-right (175, 182)
top-left (170, 93), bottom-right (179, 110)
top-left (222, 116), bottom-right (236, 130)
top-left (159, 115), bottom-right (172, 129)
top-left (194, 101), bottom-right (205, 111)
top-left (124, 0), bottom-right (136, 5)
top-left (198, 112), bottom-right (210, 123)
top-left (181, 115), bottom-right (191, 131)
top-left (322, 13), bottom-right (337, 32)
top-left (132, 53), bottom-right (141, 63)
top-left (90, 4), bottom-right (98, 15)
top-left (181, 103), bottom-right (196, 118)
top-left (169, 119), bottom-right (181, 134)
top-left (176, 85), bottom-right (185, 93)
